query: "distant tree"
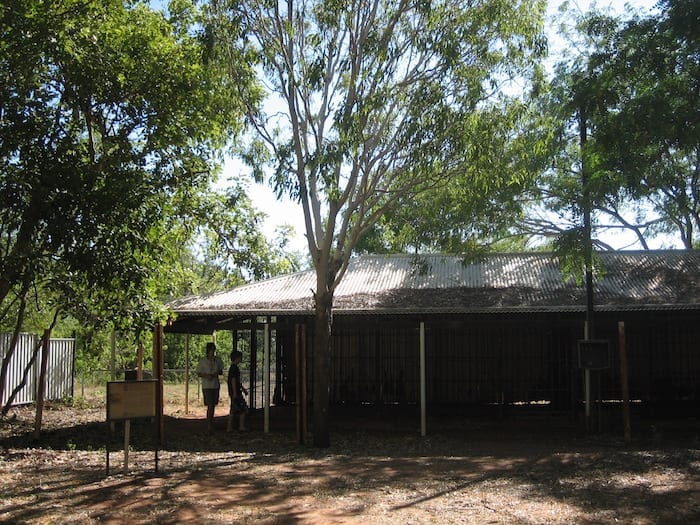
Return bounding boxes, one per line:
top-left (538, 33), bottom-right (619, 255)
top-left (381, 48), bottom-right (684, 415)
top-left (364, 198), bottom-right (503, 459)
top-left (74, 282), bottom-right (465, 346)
top-left (516, 8), bottom-right (627, 255)
top-left (209, 0), bottom-right (546, 446)
top-left (525, 1), bottom-right (698, 251)
top-left (363, 96), bottom-right (550, 253)
top-left (590, 0), bottom-right (700, 248)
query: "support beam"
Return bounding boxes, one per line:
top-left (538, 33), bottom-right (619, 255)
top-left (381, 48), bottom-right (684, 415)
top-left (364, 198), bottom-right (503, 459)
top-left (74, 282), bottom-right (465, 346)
top-left (250, 318), bottom-right (258, 410)
top-left (153, 324), bottom-right (164, 445)
top-left (264, 319), bottom-right (271, 433)
top-left (584, 321), bottom-right (591, 432)
top-left (296, 323), bottom-right (308, 443)
top-left (420, 321), bottom-right (426, 437)
top-left (274, 320), bottom-right (282, 405)
top-left (296, 324), bottom-right (303, 444)
top-left (618, 321), bottom-right (632, 444)
top-left (185, 333), bottom-right (190, 415)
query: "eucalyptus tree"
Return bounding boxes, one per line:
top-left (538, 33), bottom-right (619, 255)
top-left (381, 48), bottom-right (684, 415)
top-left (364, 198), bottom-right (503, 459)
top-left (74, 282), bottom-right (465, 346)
top-left (0, 0), bottom-right (256, 407)
top-left (362, 96), bottom-right (551, 253)
top-left (208, 0), bottom-right (546, 446)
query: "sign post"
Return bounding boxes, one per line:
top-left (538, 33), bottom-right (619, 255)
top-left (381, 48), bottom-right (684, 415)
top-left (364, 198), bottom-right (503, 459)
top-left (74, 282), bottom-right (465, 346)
top-left (106, 379), bottom-right (158, 475)
top-left (578, 339), bottom-right (610, 432)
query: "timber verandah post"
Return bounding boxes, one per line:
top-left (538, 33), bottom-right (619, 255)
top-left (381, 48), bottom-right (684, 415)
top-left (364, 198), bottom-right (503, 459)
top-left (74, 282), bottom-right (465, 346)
top-left (295, 322), bottom-right (308, 444)
top-left (153, 323), bottom-right (164, 445)
top-left (250, 317), bottom-right (258, 410)
top-left (420, 321), bottom-right (427, 437)
top-left (263, 317), bottom-right (271, 433)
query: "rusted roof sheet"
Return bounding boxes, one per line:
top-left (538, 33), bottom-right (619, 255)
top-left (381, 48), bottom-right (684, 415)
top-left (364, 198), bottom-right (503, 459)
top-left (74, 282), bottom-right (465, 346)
top-left (167, 251), bottom-right (700, 319)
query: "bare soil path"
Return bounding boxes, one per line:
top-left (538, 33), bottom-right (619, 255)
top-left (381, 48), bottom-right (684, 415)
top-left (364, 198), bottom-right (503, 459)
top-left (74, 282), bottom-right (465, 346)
top-left (1, 391), bottom-right (698, 524)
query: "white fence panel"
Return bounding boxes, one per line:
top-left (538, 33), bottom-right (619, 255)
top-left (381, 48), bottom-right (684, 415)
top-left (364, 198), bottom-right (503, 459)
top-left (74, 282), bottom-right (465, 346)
top-left (1, 333), bottom-right (39, 406)
top-left (45, 338), bottom-right (75, 400)
top-left (1, 333), bottom-right (75, 407)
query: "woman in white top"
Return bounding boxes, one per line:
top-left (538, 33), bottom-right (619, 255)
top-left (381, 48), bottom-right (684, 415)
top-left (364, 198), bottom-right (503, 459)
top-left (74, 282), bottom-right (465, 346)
top-left (196, 342), bottom-right (223, 433)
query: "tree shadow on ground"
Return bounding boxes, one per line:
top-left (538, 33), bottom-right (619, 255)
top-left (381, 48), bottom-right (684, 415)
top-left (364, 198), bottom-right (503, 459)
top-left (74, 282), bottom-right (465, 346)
top-left (2, 404), bottom-right (699, 524)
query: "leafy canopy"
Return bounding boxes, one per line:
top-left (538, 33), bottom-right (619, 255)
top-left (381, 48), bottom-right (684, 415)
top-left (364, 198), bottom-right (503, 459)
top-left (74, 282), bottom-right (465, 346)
top-left (0, 0), bottom-right (259, 334)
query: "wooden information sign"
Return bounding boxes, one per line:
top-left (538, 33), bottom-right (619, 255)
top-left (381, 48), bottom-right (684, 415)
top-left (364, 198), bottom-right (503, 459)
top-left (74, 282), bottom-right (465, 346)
top-left (106, 380), bottom-right (158, 475)
top-left (107, 380), bottom-right (157, 421)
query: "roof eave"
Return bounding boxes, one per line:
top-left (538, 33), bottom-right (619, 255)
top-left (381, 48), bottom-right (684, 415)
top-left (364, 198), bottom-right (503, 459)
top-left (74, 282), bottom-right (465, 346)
top-left (170, 303), bottom-right (700, 318)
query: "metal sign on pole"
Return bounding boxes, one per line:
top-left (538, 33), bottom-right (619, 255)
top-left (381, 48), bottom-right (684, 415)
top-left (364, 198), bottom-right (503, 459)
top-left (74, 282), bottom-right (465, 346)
top-left (578, 338), bottom-right (610, 432)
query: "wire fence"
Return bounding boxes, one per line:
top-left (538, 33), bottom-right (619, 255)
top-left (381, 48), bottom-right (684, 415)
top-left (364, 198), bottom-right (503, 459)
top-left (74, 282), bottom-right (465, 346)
top-left (76, 368), bottom-right (268, 408)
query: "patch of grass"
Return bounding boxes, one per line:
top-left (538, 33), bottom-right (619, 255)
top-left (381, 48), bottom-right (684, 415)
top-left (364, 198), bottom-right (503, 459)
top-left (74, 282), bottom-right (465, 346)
top-left (64, 396), bottom-right (94, 409)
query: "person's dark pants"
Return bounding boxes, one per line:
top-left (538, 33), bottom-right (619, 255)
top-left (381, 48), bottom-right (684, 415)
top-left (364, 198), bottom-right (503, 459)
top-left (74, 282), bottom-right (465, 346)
top-left (203, 388), bottom-right (220, 407)
top-left (203, 388), bottom-right (220, 431)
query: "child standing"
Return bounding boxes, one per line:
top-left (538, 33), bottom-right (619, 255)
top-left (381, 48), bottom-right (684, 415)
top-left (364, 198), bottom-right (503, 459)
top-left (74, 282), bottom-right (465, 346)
top-left (227, 350), bottom-right (249, 432)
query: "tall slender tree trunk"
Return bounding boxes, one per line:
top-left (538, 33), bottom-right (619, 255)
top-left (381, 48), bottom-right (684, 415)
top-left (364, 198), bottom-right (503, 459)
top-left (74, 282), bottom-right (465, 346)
top-left (312, 287), bottom-right (333, 448)
top-left (579, 107), bottom-right (594, 337)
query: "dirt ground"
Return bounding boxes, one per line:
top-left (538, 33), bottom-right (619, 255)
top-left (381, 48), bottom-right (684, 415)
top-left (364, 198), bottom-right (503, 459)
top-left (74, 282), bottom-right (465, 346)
top-left (1, 386), bottom-right (699, 524)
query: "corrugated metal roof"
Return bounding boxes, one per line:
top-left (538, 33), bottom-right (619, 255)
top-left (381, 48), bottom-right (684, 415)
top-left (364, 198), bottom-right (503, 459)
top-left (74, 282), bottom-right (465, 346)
top-left (167, 251), bottom-right (700, 319)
